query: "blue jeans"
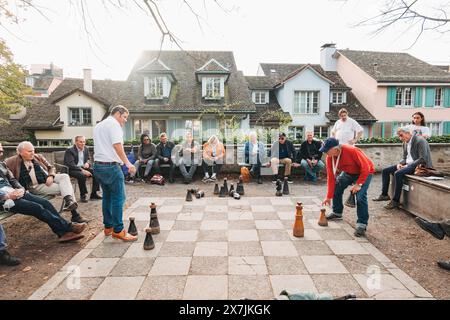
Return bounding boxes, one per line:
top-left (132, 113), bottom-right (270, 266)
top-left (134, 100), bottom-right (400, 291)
top-left (0, 224), bottom-right (6, 251)
top-left (381, 164), bottom-right (417, 202)
top-left (94, 163), bottom-right (126, 233)
top-left (333, 172), bottom-right (373, 228)
top-left (300, 159), bottom-right (325, 179)
top-left (10, 192), bottom-right (72, 237)
top-left (134, 159), bottom-right (155, 178)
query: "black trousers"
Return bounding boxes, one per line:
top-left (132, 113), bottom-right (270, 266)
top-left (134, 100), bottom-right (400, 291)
top-left (154, 158), bottom-right (175, 179)
top-left (69, 168), bottom-right (100, 196)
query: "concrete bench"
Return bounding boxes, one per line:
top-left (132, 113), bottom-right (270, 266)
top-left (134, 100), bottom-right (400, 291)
top-left (390, 174), bottom-right (450, 222)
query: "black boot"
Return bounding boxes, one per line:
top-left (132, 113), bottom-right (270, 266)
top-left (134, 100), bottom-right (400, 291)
top-left (71, 210), bottom-right (88, 223)
top-left (437, 260), bottom-right (450, 271)
top-left (63, 195), bottom-right (78, 212)
top-left (415, 217), bottom-right (445, 240)
top-left (0, 250), bottom-right (21, 266)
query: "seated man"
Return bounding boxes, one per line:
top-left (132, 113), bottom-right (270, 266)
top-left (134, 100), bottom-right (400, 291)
top-left (415, 217), bottom-right (450, 271)
top-left (321, 137), bottom-right (375, 237)
top-left (202, 135), bottom-right (225, 182)
top-left (244, 131), bottom-right (266, 184)
top-left (295, 131), bottom-right (325, 182)
top-left (178, 131), bottom-right (201, 184)
top-left (0, 143), bottom-right (86, 243)
top-left (5, 141), bottom-right (87, 223)
top-left (269, 133), bottom-right (295, 183)
top-left (0, 224), bottom-right (21, 266)
top-left (154, 132), bottom-right (175, 183)
top-left (373, 127), bottom-right (433, 210)
top-left (64, 135), bottom-right (101, 203)
top-left (130, 134), bottom-right (157, 182)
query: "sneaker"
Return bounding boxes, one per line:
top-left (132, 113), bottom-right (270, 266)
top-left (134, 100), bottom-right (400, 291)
top-left (202, 174), bottom-right (210, 182)
top-left (210, 173), bottom-right (217, 181)
top-left (80, 194), bottom-right (88, 203)
top-left (384, 200), bottom-right (400, 210)
top-left (0, 250), bottom-right (21, 266)
top-left (287, 176), bottom-right (294, 184)
top-left (372, 194), bottom-right (390, 202)
top-left (71, 214), bottom-right (88, 224)
top-left (112, 230), bottom-right (138, 242)
top-left (326, 212), bottom-right (343, 220)
top-left (354, 226), bottom-right (366, 237)
top-left (63, 195), bottom-right (78, 212)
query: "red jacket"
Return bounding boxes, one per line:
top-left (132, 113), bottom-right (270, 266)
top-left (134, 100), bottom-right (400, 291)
top-left (326, 145), bottom-right (375, 199)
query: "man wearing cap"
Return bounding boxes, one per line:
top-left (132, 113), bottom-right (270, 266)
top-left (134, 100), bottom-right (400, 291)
top-left (320, 137), bottom-right (375, 237)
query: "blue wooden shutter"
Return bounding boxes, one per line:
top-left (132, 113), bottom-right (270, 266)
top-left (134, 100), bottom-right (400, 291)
top-left (386, 87), bottom-right (396, 107)
top-left (444, 122), bottom-right (450, 135)
top-left (414, 87), bottom-right (423, 107)
top-left (444, 88), bottom-right (450, 108)
top-left (425, 88), bottom-right (435, 107)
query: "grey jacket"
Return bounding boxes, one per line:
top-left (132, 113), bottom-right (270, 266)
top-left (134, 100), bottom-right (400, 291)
top-left (400, 135), bottom-right (433, 168)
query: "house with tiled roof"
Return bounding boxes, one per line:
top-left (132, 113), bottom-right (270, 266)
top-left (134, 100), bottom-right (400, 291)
top-left (330, 45), bottom-right (450, 137)
top-left (17, 51), bottom-right (256, 146)
top-left (25, 64), bottom-right (63, 97)
top-left (246, 46), bottom-right (376, 140)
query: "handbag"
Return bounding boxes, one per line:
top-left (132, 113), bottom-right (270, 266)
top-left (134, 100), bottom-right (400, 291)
top-left (414, 164), bottom-right (444, 177)
top-left (150, 174), bottom-right (166, 185)
top-left (240, 166), bottom-right (251, 183)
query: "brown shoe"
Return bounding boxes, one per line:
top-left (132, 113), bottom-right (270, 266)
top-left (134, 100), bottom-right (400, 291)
top-left (71, 222), bottom-right (87, 234)
top-left (112, 230), bottom-right (138, 242)
top-left (59, 232), bottom-right (84, 243)
top-left (104, 227), bottom-right (113, 236)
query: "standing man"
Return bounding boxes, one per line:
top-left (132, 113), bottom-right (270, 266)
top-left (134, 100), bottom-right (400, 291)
top-left (320, 137), bottom-right (375, 237)
top-left (154, 133), bottom-right (175, 183)
top-left (331, 108), bottom-right (364, 145)
top-left (373, 127), bottom-right (432, 210)
top-left (93, 105), bottom-right (137, 242)
top-left (269, 133), bottom-right (296, 183)
top-left (295, 131), bottom-right (325, 182)
top-left (64, 136), bottom-right (102, 203)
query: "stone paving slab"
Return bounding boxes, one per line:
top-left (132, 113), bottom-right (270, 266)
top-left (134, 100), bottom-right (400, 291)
top-left (29, 196), bottom-right (433, 300)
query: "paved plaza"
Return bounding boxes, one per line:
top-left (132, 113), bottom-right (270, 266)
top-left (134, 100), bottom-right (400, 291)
top-left (28, 195), bottom-right (433, 300)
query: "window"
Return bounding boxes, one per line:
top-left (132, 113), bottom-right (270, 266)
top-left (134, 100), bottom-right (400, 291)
top-left (202, 118), bottom-right (218, 138)
top-left (427, 122), bottom-right (441, 136)
top-left (395, 87), bottom-right (415, 107)
top-left (314, 126), bottom-right (329, 139)
top-left (288, 126), bottom-right (304, 141)
top-left (134, 119), bottom-right (150, 139)
top-left (148, 77), bottom-right (164, 99)
top-left (151, 120), bottom-right (166, 139)
top-left (331, 91), bottom-right (345, 104)
top-left (294, 91), bottom-right (319, 114)
top-left (37, 140), bottom-right (72, 147)
top-left (205, 77), bottom-right (221, 99)
top-left (68, 108), bottom-right (92, 126)
top-left (253, 91), bottom-right (268, 104)
top-left (25, 77), bottom-right (35, 87)
top-left (435, 88), bottom-right (444, 107)
top-left (168, 119), bottom-right (201, 141)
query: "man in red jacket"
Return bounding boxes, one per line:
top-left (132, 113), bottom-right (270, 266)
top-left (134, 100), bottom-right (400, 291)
top-left (320, 137), bottom-right (375, 237)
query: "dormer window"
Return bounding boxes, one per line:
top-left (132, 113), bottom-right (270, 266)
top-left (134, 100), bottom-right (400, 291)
top-left (203, 77), bottom-right (224, 100)
top-left (252, 91), bottom-right (269, 104)
top-left (331, 91), bottom-right (346, 104)
top-left (149, 76), bottom-right (164, 99)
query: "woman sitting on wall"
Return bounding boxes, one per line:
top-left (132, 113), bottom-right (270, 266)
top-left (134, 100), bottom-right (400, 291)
top-left (202, 135), bottom-right (225, 182)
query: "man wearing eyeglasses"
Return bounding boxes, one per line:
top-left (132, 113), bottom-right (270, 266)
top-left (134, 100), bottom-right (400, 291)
top-left (269, 133), bottom-right (296, 183)
top-left (373, 126), bottom-right (432, 210)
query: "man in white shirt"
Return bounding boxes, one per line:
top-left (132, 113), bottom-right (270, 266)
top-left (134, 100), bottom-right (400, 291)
top-left (93, 105), bottom-right (137, 242)
top-left (331, 108), bottom-right (364, 145)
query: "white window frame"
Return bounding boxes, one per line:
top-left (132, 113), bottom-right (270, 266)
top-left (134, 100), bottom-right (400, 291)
top-left (148, 76), bottom-right (164, 99)
top-left (395, 87), bottom-right (415, 107)
top-left (435, 88), bottom-right (444, 107)
top-left (253, 91), bottom-right (268, 104)
top-left (314, 126), bottom-right (329, 139)
top-left (151, 120), bottom-right (167, 139)
top-left (288, 126), bottom-right (304, 141)
top-left (133, 119), bottom-right (151, 139)
top-left (68, 107), bottom-right (92, 127)
top-left (331, 91), bottom-right (346, 105)
top-left (205, 77), bottom-right (222, 100)
top-left (293, 91), bottom-right (319, 115)
top-left (427, 122), bottom-right (441, 136)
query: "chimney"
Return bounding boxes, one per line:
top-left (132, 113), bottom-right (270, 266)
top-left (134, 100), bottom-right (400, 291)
top-left (320, 43), bottom-right (337, 72)
top-left (373, 63), bottom-right (379, 73)
top-left (83, 68), bottom-right (92, 93)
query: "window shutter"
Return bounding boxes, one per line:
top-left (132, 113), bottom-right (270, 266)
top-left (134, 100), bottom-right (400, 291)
top-left (444, 88), bottom-right (450, 108)
top-left (251, 91), bottom-right (255, 103)
top-left (342, 92), bottom-right (347, 104)
top-left (265, 91), bottom-right (269, 104)
top-left (425, 87), bottom-right (435, 107)
top-left (144, 77), bottom-right (149, 97)
top-left (414, 87), bottom-right (423, 107)
top-left (386, 87), bottom-right (396, 107)
top-left (220, 78), bottom-right (225, 97)
top-left (444, 121), bottom-right (450, 135)
top-left (201, 78), bottom-right (206, 97)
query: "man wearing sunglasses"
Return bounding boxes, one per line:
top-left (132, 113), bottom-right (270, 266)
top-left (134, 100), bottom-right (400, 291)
top-left (373, 126), bottom-right (432, 210)
top-left (269, 133), bottom-right (296, 183)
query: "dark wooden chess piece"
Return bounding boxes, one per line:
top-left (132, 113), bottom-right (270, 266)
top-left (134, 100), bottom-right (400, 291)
top-left (219, 186), bottom-right (227, 198)
top-left (276, 179), bottom-right (283, 196)
top-left (345, 191), bottom-right (356, 208)
top-left (149, 202), bottom-right (160, 234)
top-left (282, 177), bottom-right (290, 195)
top-left (223, 178), bottom-right (229, 194)
top-left (186, 189), bottom-right (193, 202)
top-left (128, 217), bottom-right (138, 236)
top-left (228, 184), bottom-right (235, 197)
top-left (143, 228), bottom-right (155, 250)
top-left (236, 176), bottom-right (245, 196)
top-left (214, 183), bottom-right (220, 195)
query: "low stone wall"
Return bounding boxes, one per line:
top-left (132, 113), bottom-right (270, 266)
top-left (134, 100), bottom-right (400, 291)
top-left (2, 143), bottom-right (449, 174)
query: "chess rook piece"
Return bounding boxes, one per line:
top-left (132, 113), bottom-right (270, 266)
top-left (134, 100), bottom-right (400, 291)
top-left (186, 189), bottom-right (193, 202)
top-left (318, 208), bottom-right (328, 227)
top-left (213, 183), bottom-right (220, 195)
top-left (293, 202), bottom-right (304, 237)
top-left (128, 217), bottom-right (138, 236)
top-left (219, 186), bottom-right (227, 198)
top-left (223, 178), bottom-right (229, 194)
top-left (282, 177), bottom-right (290, 195)
top-left (149, 203), bottom-right (160, 234)
top-left (143, 228), bottom-right (155, 250)
top-left (345, 191), bottom-right (356, 208)
top-left (276, 179), bottom-right (283, 197)
top-left (233, 192), bottom-right (241, 200)
top-left (228, 184), bottom-right (235, 197)
top-left (236, 177), bottom-right (245, 196)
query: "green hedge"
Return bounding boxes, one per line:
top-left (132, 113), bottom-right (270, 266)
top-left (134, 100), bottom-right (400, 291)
top-left (359, 135), bottom-right (450, 144)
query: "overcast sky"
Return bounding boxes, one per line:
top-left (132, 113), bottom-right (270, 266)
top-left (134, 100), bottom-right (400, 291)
top-left (3, 0), bottom-right (450, 80)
